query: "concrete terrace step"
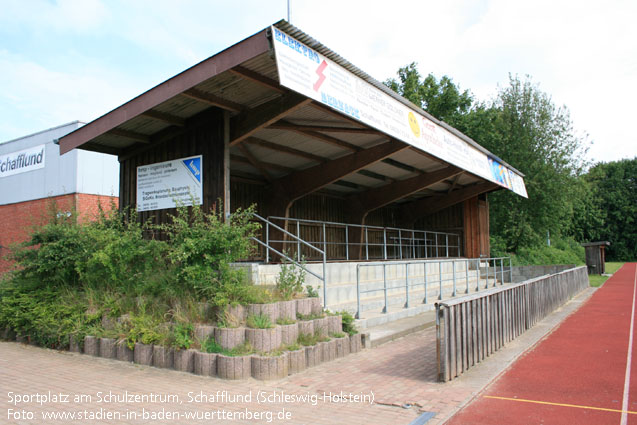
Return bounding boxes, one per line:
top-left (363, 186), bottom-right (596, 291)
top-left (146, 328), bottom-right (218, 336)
top-left (362, 310), bottom-right (437, 348)
top-left (327, 278), bottom-right (505, 318)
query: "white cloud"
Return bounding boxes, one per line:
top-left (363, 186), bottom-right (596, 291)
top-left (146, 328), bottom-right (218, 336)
top-left (1, 0), bottom-right (108, 33)
top-left (0, 50), bottom-right (139, 139)
top-left (290, 0), bottom-right (637, 162)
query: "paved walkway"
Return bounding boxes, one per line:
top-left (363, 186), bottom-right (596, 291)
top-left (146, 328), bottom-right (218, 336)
top-left (0, 286), bottom-right (595, 425)
top-left (448, 263), bottom-right (637, 425)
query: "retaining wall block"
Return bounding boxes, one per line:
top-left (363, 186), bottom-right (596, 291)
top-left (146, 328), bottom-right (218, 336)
top-left (216, 355), bottom-right (252, 380)
top-left (117, 341), bottom-right (134, 362)
top-left (152, 346), bottom-right (174, 369)
top-left (298, 320), bottom-right (314, 337)
top-left (296, 298), bottom-right (312, 317)
top-left (194, 325), bottom-right (216, 344)
top-left (174, 349), bottom-right (196, 373)
top-left (334, 336), bottom-right (350, 358)
top-left (251, 353), bottom-right (289, 380)
top-left (319, 340), bottom-right (336, 363)
top-left (287, 349), bottom-right (306, 375)
top-left (220, 305), bottom-right (246, 326)
top-left (133, 343), bottom-right (153, 365)
top-left (309, 297), bottom-right (323, 315)
top-left (99, 338), bottom-right (117, 359)
top-left (214, 327), bottom-right (245, 350)
top-left (278, 300), bottom-right (297, 321)
top-left (247, 303), bottom-right (279, 323)
top-left (245, 327), bottom-right (282, 353)
top-left (305, 345), bottom-right (322, 368)
top-left (84, 336), bottom-right (99, 356)
top-left (313, 317), bottom-right (329, 337)
top-left (15, 335), bottom-right (27, 344)
top-left (280, 323), bottom-right (299, 345)
top-left (69, 335), bottom-right (81, 353)
top-left (327, 316), bottom-right (342, 334)
top-left (349, 333), bottom-right (362, 354)
top-left (194, 352), bottom-right (217, 376)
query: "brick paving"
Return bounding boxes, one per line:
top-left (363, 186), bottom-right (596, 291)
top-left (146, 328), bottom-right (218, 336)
top-left (0, 288), bottom-right (594, 425)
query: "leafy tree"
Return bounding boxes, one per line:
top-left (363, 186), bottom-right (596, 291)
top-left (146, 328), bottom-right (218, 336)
top-left (385, 65), bottom-right (590, 253)
top-left (473, 75), bottom-right (589, 251)
top-left (578, 158), bottom-right (637, 260)
top-left (385, 62), bottom-right (473, 127)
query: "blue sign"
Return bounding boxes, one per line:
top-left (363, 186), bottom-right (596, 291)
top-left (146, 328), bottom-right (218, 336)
top-left (183, 157), bottom-right (201, 183)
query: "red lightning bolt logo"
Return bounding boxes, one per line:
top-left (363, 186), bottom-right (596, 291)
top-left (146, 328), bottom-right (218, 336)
top-left (313, 60), bottom-right (327, 91)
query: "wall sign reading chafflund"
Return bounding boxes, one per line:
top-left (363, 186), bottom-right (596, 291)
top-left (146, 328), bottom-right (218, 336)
top-left (136, 155), bottom-right (202, 212)
top-left (0, 144), bottom-right (45, 178)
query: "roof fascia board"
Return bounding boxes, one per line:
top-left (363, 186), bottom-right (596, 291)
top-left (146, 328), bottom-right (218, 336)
top-left (58, 28), bottom-right (271, 155)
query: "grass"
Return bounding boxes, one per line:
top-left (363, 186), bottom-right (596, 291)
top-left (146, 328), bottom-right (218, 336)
top-left (589, 262), bottom-right (624, 287)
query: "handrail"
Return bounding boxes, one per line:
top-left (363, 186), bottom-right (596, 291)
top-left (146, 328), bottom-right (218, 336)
top-left (435, 266), bottom-right (588, 381)
top-left (250, 213), bottom-right (327, 307)
top-left (354, 257), bottom-right (512, 319)
top-left (266, 215), bottom-right (462, 261)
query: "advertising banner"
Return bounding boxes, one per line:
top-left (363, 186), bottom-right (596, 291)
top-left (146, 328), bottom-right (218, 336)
top-left (136, 155), bottom-right (203, 212)
top-left (271, 27), bottom-right (528, 198)
top-left (0, 144), bottom-right (45, 178)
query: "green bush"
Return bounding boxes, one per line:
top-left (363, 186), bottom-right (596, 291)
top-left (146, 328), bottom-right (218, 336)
top-left (335, 310), bottom-right (358, 336)
top-left (0, 202), bottom-right (264, 350)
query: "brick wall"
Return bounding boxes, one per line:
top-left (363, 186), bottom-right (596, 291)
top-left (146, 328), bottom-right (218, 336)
top-left (0, 194), bottom-right (118, 274)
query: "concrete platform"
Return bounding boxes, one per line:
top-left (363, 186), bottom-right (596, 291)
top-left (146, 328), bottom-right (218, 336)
top-left (365, 310), bottom-right (437, 348)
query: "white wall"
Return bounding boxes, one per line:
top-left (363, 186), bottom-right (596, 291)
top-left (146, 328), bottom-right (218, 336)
top-left (0, 122), bottom-right (119, 205)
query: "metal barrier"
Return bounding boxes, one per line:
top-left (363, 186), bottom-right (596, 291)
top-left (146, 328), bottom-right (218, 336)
top-left (435, 266), bottom-right (589, 382)
top-left (266, 216), bottom-right (462, 262)
top-left (355, 257), bottom-right (512, 318)
top-left (250, 213), bottom-right (327, 306)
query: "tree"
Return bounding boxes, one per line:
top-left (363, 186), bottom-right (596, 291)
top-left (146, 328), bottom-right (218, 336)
top-left (384, 62), bottom-right (473, 127)
top-left (578, 159), bottom-right (637, 260)
top-left (473, 75), bottom-right (589, 251)
top-left (386, 66), bottom-right (590, 252)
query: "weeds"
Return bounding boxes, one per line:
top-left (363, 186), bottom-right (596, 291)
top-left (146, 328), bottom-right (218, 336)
top-left (246, 313), bottom-right (273, 329)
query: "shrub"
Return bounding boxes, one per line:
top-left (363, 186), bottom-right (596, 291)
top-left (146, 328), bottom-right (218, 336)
top-left (335, 310), bottom-right (358, 336)
top-left (276, 256), bottom-right (306, 300)
top-left (171, 322), bottom-right (194, 349)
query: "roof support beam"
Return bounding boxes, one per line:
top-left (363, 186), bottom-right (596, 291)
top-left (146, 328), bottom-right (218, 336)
top-left (231, 154), bottom-right (293, 173)
top-left (141, 110), bottom-right (185, 127)
top-left (269, 122), bottom-right (381, 135)
top-left (447, 173), bottom-right (463, 193)
top-left (275, 140), bottom-right (409, 203)
top-left (230, 92), bottom-right (311, 146)
top-left (347, 165), bottom-right (464, 220)
top-left (182, 88), bottom-right (245, 113)
top-left (228, 66), bottom-right (285, 93)
top-left (400, 181), bottom-right (498, 225)
top-left (108, 129), bottom-right (150, 144)
top-left (245, 137), bottom-right (326, 163)
top-left (237, 144), bottom-right (272, 182)
top-left (278, 124), bottom-right (360, 152)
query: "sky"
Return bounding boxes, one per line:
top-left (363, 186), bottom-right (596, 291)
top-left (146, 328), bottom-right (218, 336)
top-left (0, 0), bottom-right (635, 164)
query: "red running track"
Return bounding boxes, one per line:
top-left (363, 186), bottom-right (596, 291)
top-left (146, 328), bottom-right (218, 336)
top-left (448, 263), bottom-right (637, 425)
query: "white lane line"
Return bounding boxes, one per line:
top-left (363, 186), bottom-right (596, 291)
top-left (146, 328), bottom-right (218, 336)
top-left (621, 265), bottom-right (637, 425)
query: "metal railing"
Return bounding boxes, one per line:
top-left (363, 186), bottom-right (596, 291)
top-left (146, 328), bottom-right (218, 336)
top-left (250, 213), bottom-right (327, 306)
top-left (435, 266), bottom-right (589, 382)
top-left (265, 216), bottom-right (462, 262)
top-left (354, 257), bottom-right (512, 319)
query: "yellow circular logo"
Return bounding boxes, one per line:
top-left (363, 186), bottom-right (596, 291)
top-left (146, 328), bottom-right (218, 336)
top-left (408, 112), bottom-right (420, 138)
